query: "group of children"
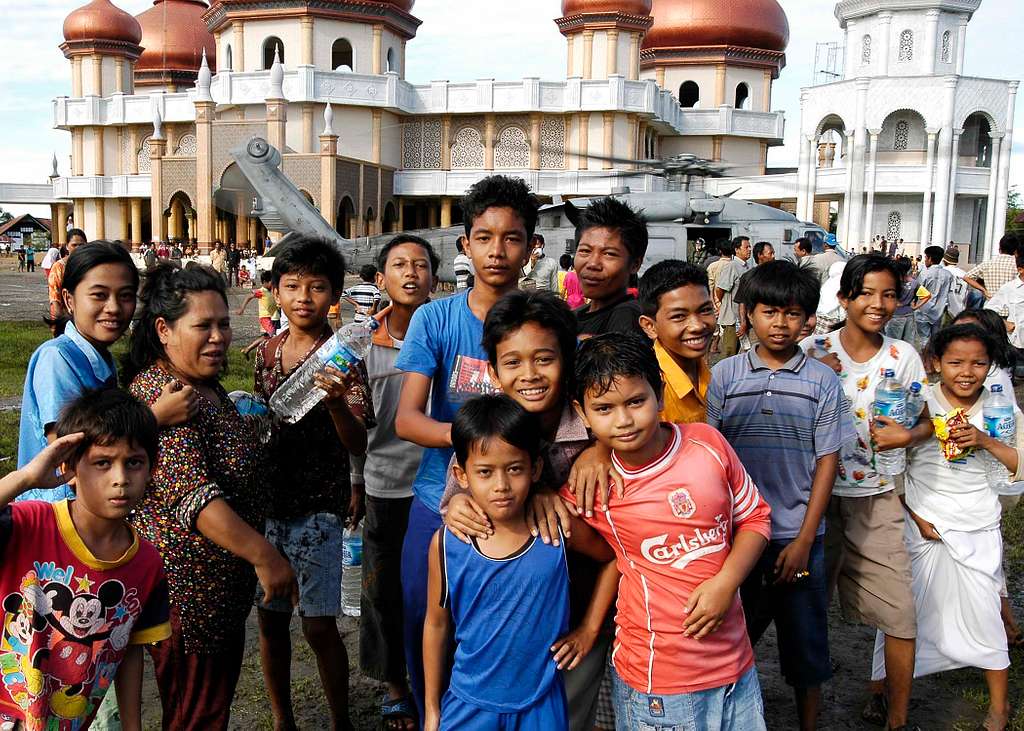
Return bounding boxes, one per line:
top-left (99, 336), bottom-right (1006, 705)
top-left (0, 172), bottom-right (1019, 731)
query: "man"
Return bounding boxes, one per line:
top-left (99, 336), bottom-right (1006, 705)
top-left (689, 237), bottom-right (712, 269)
top-left (811, 238), bottom-right (843, 284)
top-left (793, 237), bottom-right (815, 269)
top-left (942, 244), bottom-right (969, 318)
top-left (752, 241), bottom-right (775, 265)
top-left (714, 235), bottom-right (751, 357)
top-left (227, 242), bottom-right (242, 287)
top-left (453, 235), bottom-right (473, 291)
top-left (521, 233), bottom-right (559, 291)
top-left (914, 245), bottom-right (955, 344)
top-left (210, 240), bottom-right (228, 283)
top-left (965, 233), bottom-right (1020, 300)
top-left (142, 242), bottom-right (158, 271)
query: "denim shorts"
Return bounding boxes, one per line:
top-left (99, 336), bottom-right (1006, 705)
top-left (255, 512), bottom-right (344, 617)
top-left (611, 665), bottom-right (765, 731)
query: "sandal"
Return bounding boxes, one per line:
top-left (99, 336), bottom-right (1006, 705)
top-left (862, 692), bottom-right (888, 727)
top-left (381, 694), bottom-right (417, 731)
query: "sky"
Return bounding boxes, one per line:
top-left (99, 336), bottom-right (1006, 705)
top-left (1, 0), bottom-right (1020, 218)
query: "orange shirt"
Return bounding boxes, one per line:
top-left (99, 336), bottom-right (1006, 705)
top-left (655, 340), bottom-right (710, 424)
top-left (561, 422), bottom-right (771, 695)
top-left (47, 257), bottom-right (67, 317)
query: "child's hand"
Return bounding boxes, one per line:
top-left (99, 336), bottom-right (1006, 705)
top-left (947, 421), bottom-right (990, 450)
top-left (444, 493), bottom-right (492, 543)
top-left (151, 380), bottom-right (199, 427)
top-left (870, 416), bottom-right (912, 451)
top-left (17, 432), bottom-right (85, 491)
top-left (908, 508), bottom-right (941, 541)
top-left (567, 445), bottom-right (623, 517)
top-left (347, 482), bottom-right (365, 529)
top-left (816, 352), bottom-right (842, 374)
top-left (683, 574), bottom-right (734, 640)
top-left (423, 711), bottom-right (440, 731)
top-left (550, 625), bottom-right (598, 670)
top-left (526, 491), bottom-right (575, 546)
top-left (773, 537), bottom-right (812, 585)
top-left (314, 366), bottom-right (358, 406)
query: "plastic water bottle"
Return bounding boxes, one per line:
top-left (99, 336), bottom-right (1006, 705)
top-left (873, 368), bottom-right (906, 475)
top-left (983, 384), bottom-right (1015, 492)
top-left (269, 319), bottom-right (379, 423)
top-left (904, 382), bottom-right (925, 427)
top-left (341, 525), bottom-right (363, 618)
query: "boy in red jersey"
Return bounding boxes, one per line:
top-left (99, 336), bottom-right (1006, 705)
top-left (563, 334), bottom-right (771, 730)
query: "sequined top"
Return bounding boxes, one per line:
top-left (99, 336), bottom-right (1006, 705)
top-left (129, 364), bottom-right (265, 654)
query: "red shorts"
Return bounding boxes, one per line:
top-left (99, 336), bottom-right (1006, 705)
top-left (259, 317), bottom-right (276, 336)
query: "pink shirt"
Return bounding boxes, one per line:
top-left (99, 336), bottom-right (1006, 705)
top-left (563, 270), bottom-right (585, 309)
top-left (561, 422), bottom-right (771, 694)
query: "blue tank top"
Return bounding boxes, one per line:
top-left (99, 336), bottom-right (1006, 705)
top-left (441, 528), bottom-right (570, 713)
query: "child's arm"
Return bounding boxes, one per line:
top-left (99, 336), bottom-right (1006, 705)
top-left (115, 645), bottom-right (143, 731)
top-left (566, 439), bottom-right (624, 517)
top-left (396, 372), bottom-right (452, 448)
top-left (236, 292), bottom-right (257, 315)
top-left (683, 529), bottom-right (766, 640)
top-left (774, 452), bottom-right (837, 584)
top-left (0, 432), bottom-right (84, 509)
top-left (947, 419), bottom-right (1020, 475)
top-left (552, 516), bottom-right (618, 670)
top-left (423, 530), bottom-right (451, 731)
top-left (872, 406), bottom-right (933, 451)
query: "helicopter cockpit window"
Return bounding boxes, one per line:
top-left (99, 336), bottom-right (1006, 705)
top-left (783, 229), bottom-right (794, 242)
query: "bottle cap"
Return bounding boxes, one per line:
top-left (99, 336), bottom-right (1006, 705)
top-left (992, 384), bottom-right (1003, 393)
top-left (910, 382), bottom-right (922, 393)
top-left (884, 369), bottom-right (895, 378)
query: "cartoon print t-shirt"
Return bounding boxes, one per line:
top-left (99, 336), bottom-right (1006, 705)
top-left (799, 331), bottom-right (926, 498)
top-left (0, 500), bottom-right (170, 730)
top-left (395, 290), bottom-right (500, 512)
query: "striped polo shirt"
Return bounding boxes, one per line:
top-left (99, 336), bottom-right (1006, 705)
top-left (706, 346), bottom-right (854, 540)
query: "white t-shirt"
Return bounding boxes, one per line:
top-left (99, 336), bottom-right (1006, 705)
top-left (799, 331), bottom-right (926, 497)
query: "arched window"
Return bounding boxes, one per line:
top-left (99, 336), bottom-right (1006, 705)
top-left (332, 39), bottom-right (353, 71)
top-left (894, 120), bottom-right (909, 150)
top-left (386, 47), bottom-right (396, 73)
top-left (861, 35), bottom-right (872, 64)
top-left (679, 81), bottom-right (699, 109)
top-left (898, 30), bottom-right (913, 62)
top-left (225, 44), bottom-right (233, 71)
top-left (941, 30), bottom-right (952, 63)
top-left (262, 37), bottom-right (284, 70)
top-left (886, 211), bottom-right (902, 241)
top-left (734, 83), bottom-right (750, 110)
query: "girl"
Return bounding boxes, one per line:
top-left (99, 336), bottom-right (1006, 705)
top-left (872, 324), bottom-right (1018, 731)
top-left (17, 242), bottom-right (196, 502)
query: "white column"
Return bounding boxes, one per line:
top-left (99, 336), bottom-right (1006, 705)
top-left (984, 135), bottom-right (1004, 256)
top-left (920, 130), bottom-right (938, 249)
top-left (924, 10), bottom-right (941, 75)
top-left (992, 81), bottom-right (1019, 244)
top-left (879, 12), bottom-right (893, 76)
top-left (840, 131), bottom-right (855, 247)
top-left (955, 16), bottom-right (969, 75)
top-left (847, 78), bottom-right (871, 250)
top-left (945, 130), bottom-right (962, 242)
top-left (864, 130), bottom-right (880, 242)
top-left (930, 76), bottom-right (959, 246)
top-left (796, 133), bottom-right (811, 220)
top-left (805, 136), bottom-right (818, 222)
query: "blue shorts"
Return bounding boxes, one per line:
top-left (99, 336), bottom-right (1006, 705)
top-left (612, 665), bottom-right (765, 731)
top-left (256, 512), bottom-right (344, 617)
top-left (740, 536), bottom-right (831, 688)
top-left (440, 682), bottom-right (567, 731)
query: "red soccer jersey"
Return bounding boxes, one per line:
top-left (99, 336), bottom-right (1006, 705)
top-left (561, 422), bottom-right (771, 695)
top-left (0, 500), bottom-right (170, 730)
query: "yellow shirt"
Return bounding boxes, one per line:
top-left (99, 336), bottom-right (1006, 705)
top-left (655, 340), bottom-right (710, 424)
top-left (256, 286), bottom-right (278, 319)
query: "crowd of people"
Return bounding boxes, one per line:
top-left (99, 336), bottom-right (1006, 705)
top-left (1, 174), bottom-right (1022, 731)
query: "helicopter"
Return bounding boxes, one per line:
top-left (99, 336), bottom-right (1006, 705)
top-left (231, 138), bottom-right (830, 282)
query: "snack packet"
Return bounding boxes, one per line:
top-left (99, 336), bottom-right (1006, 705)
top-left (932, 408), bottom-right (972, 461)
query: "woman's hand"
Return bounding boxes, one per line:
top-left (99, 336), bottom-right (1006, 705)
top-left (525, 491), bottom-right (574, 546)
top-left (550, 625), bottom-right (599, 670)
top-left (870, 415), bottom-right (912, 451)
top-left (908, 508), bottom-right (941, 541)
top-left (255, 548), bottom-right (298, 605)
top-left (444, 493), bottom-right (492, 543)
top-left (150, 380), bottom-right (199, 427)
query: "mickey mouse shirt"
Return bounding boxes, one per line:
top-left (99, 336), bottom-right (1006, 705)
top-left (0, 500), bottom-right (170, 730)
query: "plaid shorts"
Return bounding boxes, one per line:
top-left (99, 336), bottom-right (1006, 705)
top-left (594, 652), bottom-right (616, 730)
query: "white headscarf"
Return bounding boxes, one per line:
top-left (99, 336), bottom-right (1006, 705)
top-left (818, 260), bottom-right (847, 316)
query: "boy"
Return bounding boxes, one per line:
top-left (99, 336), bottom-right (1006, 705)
top-left (0, 389), bottom-right (170, 731)
top-left (423, 395), bottom-right (617, 731)
top-left (570, 197), bottom-right (648, 337)
top-left (707, 261), bottom-right (854, 730)
top-left (913, 245), bottom-right (955, 343)
top-left (715, 236), bottom-right (752, 357)
top-left (354, 234), bottom-right (438, 731)
top-left (638, 260), bottom-right (715, 423)
top-left (395, 175), bottom-right (536, 719)
top-left (237, 270), bottom-right (278, 357)
top-left (343, 264), bottom-right (383, 324)
top-left (563, 334), bottom-right (771, 731)
top-left (253, 236), bottom-right (374, 731)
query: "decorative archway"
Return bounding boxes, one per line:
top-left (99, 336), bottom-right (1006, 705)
top-left (332, 39), bottom-right (353, 71)
top-left (679, 81), bottom-right (699, 108)
top-left (337, 196), bottom-right (356, 238)
top-left (382, 201), bottom-right (398, 233)
top-left (451, 127), bottom-right (485, 168)
top-left (262, 37), bottom-right (284, 70)
top-left (734, 83), bottom-right (750, 110)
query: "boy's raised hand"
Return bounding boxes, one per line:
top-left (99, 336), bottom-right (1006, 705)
top-left (444, 493), bottom-right (492, 543)
top-left (567, 444), bottom-right (624, 517)
top-left (550, 624), bottom-right (598, 671)
top-left (682, 573), bottom-right (734, 640)
top-left (525, 491), bottom-right (574, 546)
top-left (17, 432), bottom-right (85, 491)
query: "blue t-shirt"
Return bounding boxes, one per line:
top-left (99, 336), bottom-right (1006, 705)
top-left (18, 322), bottom-right (117, 502)
top-left (394, 291), bottom-right (499, 512)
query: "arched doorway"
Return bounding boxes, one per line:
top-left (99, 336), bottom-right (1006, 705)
top-left (332, 39), bottom-right (353, 71)
top-left (337, 196), bottom-right (356, 238)
top-left (167, 191), bottom-right (193, 243)
top-left (382, 201), bottom-right (398, 233)
top-left (263, 37), bottom-right (284, 70)
top-left (679, 81), bottom-right (699, 108)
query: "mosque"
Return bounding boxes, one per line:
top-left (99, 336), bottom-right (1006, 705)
top-left (46, 0), bottom-right (1016, 261)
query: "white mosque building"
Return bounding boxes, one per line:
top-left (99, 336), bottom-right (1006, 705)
top-left (29, 0), bottom-right (1019, 260)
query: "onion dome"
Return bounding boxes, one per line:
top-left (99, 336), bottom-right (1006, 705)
top-left (135, 0), bottom-right (216, 84)
top-left (561, 0), bottom-right (653, 15)
top-left (63, 0), bottom-right (142, 46)
top-left (643, 0), bottom-right (789, 52)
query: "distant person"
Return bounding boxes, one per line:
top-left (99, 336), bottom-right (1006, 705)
top-left (753, 241), bottom-right (775, 265)
top-left (157, 241), bottom-right (170, 259)
top-left (811, 238), bottom-right (843, 284)
top-left (17, 248), bottom-right (25, 272)
top-left (559, 252), bottom-right (585, 309)
top-left (344, 264), bottom-right (383, 324)
top-left (714, 235), bottom-right (752, 356)
top-left (942, 244), bottom-right (969, 317)
top-left (47, 228), bottom-right (87, 321)
top-left (237, 270), bottom-right (279, 358)
top-left (522, 233), bottom-right (559, 292)
top-left (143, 242), bottom-right (158, 271)
top-left (26, 247), bottom-right (36, 272)
top-left (210, 240), bottom-right (228, 283)
top-left (689, 237), bottom-right (711, 268)
top-left (913, 245), bottom-right (955, 344)
top-left (453, 235), bottom-right (474, 291)
top-left (965, 233), bottom-right (1019, 301)
top-left (793, 237), bottom-right (814, 269)
top-left (227, 242), bottom-right (242, 287)
top-left (888, 238), bottom-right (899, 258)
top-left (40, 242), bottom-right (60, 280)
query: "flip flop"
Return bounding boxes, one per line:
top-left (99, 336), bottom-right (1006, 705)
top-left (381, 694), bottom-right (417, 731)
top-left (862, 692), bottom-right (888, 727)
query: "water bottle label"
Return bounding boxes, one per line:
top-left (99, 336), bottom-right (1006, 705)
top-left (343, 541), bottom-right (362, 566)
top-left (873, 399), bottom-right (905, 424)
top-left (326, 343), bottom-right (359, 375)
top-left (984, 414), bottom-right (1015, 442)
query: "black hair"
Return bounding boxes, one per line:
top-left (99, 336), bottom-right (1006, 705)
top-left (718, 240), bottom-right (734, 256)
top-left (732, 236), bottom-right (750, 253)
top-left (533, 233), bottom-right (545, 245)
top-left (1016, 252), bottom-right (1024, 270)
top-left (270, 235), bottom-right (346, 292)
top-left (794, 237), bottom-right (812, 255)
top-left (838, 253), bottom-right (903, 300)
top-left (55, 388), bottom-right (158, 470)
top-left (575, 197), bottom-right (648, 265)
top-left (66, 228), bottom-right (87, 243)
top-left (122, 262), bottom-right (227, 384)
top-left (928, 323), bottom-right (1001, 366)
top-left (741, 259), bottom-right (819, 316)
top-left (359, 264), bottom-right (378, 282)
top-left (893, 256), bottom-right (912, 279)
top-left (923, 245), bottom-right (945, 265)
top-left (455, 235), bottom-right (465, 254)
top-left (451, 394), bottom-right (542, 468)
top-left (559, 253), bottom-right (573, 270)
top-left (638, 259), bottom-right (710, 317)
top-left (62, 240), bottom-right (140, 296)
top-left (482, 290), bottom-right (577, 397)
top-left (260, 270), bottom-right (272, 284)
top-left (376, 233), bottom-right (440, 274)
top-left (752, 241), bottom-right (773, 261)
top-left (574, 332), bottom-right (662, 405)
top-left (950, 309), bottom-right (1014, 369)
top-left (999, 233), bottom-right (1018, 255)
top-left (461, 175), bottom-right (539, 239)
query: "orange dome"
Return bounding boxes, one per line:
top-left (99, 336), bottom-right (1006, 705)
top-left (561, 0), bottom-right (652, 15)
top-left (643, 0), bottom-right (789, 52)
top-left (63, 0), bottom-right (142, 45)
top-left (135, 0), bottom-right (215, 78)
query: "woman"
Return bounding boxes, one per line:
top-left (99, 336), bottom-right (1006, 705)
top-left (123, 262), bottom-right (296, 731)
